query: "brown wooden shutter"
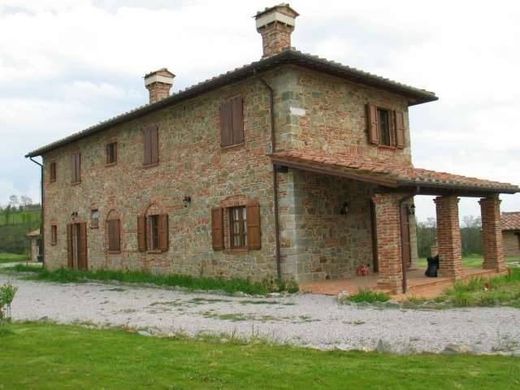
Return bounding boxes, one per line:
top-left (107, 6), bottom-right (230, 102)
top-left (158, 214), bottom-right (169, 252)
top-left (232, 96), bottom-right (244, 145)
top-left (78, 222), bottom-right (88, 270)
top-left (211, 207), bottom-right (224, 250)
top-left (394, 111), bottom-right (406, 148)
top-left (114, 220), bottom-right (121, 251)
top-left (151, 126), bottom-right (159, 164)
top-left (366, 104), bottom-right (379, 145)
top-left (144, 128), bottom-right (150, 165)
top-left (219, 101), bottom-right (233, 147)
top-left (137, 215), bottom-right (147, 252)
top-left (246, 203), bottom-right (261, 250)
top-left (67, 223), bottom-right (73, 268)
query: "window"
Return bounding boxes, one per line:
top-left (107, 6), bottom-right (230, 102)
top-left (107, 219), bottom-right (121, 253)
top-left (219, 96), bottom-right (244, 147)
top-left (106, 142), bottom-right (117, 165)
top-left (143, 125), bottom-right (159, 166)
top-left (71, 152), bottom-right (81, 184)
top-left (211, 200), bottom-right (261, 251)
top-left (147, 215), bottom-right (160, 251)
top-left (51, 225), bottom-right (57, 246)
top-left (49, 162), bottom-right (57, 183)
top-left (378, 108), bottom-right (392, 146)
top-left (137, 212), bottom-right (168, 253)
top-left (366, 104), bottom-right (405, 149)
top-left (229, 206), bottom-right (247, 248)
top-left (90, 209), bottom-right (100, 229)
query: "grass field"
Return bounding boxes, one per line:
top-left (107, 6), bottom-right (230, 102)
top-left (4, 264), bottom-right (298, 295)
top-left (0, 322), bottom-right (519, 389)
top-left (0, 253), bottom-right (28, 264)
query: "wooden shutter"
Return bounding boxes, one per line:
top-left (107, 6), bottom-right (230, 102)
top-left (211, 207), bottom-right (224, 250)
top-left (246, 203), bottom-right (261, 250)
top-left (150, 126), bottom-right (159, 164)
top-left (78, 222), bottom-right (88, 270)
top-left (394, 111), bottom-right (406, 148)
top-left (366, 104), bottom-right (379, 145)
top-left (158, 214), bottom-right (169, 252)
top-left (137, 215), bottom-right (146, 252)
top-left (107, 219), bottom-right (121, 252)
top-left (232, 96), bottom-right (244, 145)
top-left (219, 101), bottom-right (233, 147)
top-left (67, 223), bottom-right (73, 268)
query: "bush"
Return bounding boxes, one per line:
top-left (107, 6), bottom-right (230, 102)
top-left (0, 283), bottom-right (18, 322)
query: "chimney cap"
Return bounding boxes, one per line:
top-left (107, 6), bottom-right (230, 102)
top-left (144, 68), bottom-right (175, 87)
top-left (255, 3), bottom-right (299, 30)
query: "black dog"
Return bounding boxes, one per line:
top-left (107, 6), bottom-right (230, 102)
top-left (425, 255), bottom-right (439, 277)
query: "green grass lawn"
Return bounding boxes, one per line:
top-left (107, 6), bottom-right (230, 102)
top-left (0, 322), bottom-right (519, 389)
top-left (3, 264), bottom-right (298, 295)
top-left (0, 252), bottom-right (28, 264)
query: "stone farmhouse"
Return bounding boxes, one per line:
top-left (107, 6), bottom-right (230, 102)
top-left (26, 4), bottom-right (518, 293)
top-left (502, 212), bottom-right (520, 258)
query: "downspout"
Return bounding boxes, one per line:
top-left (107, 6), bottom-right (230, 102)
top-left (258, 77), bottom-right (282, 280)
top-left (29, 156), bottom-right (44, 265)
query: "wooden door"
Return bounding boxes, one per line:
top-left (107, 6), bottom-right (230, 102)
top-left (67, 223), bottom-right (88, 270)
top-left (400, 204), bottom-right (411, 292)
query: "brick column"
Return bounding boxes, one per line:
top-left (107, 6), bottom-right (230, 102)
top-left (479, 196), bottom-right (506, 272)
top-left (434, 196), bottom-right (463, 279)
top-left (373, 193), bottom-right (403, 293)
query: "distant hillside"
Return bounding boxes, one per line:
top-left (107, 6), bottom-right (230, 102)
top-left (0, 205), bottom-right (41, 254)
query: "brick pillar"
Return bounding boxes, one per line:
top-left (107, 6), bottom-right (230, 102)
top-left (434, 196), bottom-right (463, 279)
top-left (373, 193), bottom-right (403, 293)
top-left (479, 196), bottom-right (506, 272)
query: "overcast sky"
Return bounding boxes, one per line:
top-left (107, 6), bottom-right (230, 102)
top-left (0, 0), bottom-right (519, 222)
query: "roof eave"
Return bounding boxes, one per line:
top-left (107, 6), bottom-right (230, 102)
top-left (397, 179), bottom-right (519, 195)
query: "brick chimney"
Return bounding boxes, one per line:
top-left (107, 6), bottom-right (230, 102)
top-left (144, 68), bottom-right (175, 104)
top-left (255, 4), bottom-right (299, 58)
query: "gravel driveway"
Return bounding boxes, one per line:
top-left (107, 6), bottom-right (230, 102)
top-left (2, 274), bottom-right (520, 355)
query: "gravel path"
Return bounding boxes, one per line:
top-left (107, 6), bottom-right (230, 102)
top-left (2, 274), bottom-right (520, 355)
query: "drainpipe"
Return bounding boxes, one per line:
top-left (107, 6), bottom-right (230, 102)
top-left (258, 77), bottom-right (282, 280)
top-left (29, 156), bottom-right (44, 265)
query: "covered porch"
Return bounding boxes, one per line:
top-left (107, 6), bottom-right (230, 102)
top-left (271, 150), bottom-right (519, 295)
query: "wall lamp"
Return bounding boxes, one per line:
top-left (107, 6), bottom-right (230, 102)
top-left (408, 204), bottom-right (416, 216)
top-left (340, 202), bottom-right (349, 215)
top-left (183, 196), bottom-right (192, 208)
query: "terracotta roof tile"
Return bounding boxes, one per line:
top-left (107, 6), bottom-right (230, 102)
top-left (502, 212), bottom-right (520, 231)
top-left (270, 150), bottom-right (519, 193)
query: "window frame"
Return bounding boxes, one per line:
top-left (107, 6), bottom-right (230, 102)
top-left (143, 126), bottom-right (159, 167)
top-left (377, 107), bottom-right (393, 147)
top-left (147, 214), bottom-right (160, 252)
top-left (106, 142), bottom-right (118, 166)
top-left (71, 152), bottom-right (81, 184)
top-left (49, 161), bottom-right (57, 183)
top-left (106, 218), bottom-right (121, 254)
top-left (90, 209), bottom-right (100, 229)
top-left (229, 206), bottom-right (247, 249)
top-left (50, 224), bottom-right (57, 246)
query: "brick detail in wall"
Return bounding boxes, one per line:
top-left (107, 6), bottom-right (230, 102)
top-left (372, 193), bottom-right (403, 293)
top-left (147, 83), bottom-right (172, 104)
top-left (259, 23), bottom-right (293, 58)
top-left (479, 196), bottom-right (507, 271)
top-left (434, 196), bottom-right (463, 279)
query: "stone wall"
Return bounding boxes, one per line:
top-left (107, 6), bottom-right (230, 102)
top-left (42, 64), bottom-right (418, 283)
top-left (280, 170), bottom-right (376, 282)
top-left (503, 231), bottom-right (520, 258)
top-left (42, 69), bottom-right (299, 281)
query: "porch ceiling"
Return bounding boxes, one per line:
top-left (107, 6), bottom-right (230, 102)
top-left (270, 150), bottom-right (519, 196)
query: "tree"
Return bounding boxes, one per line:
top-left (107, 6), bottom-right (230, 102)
top-left (20, 195), bottom-right (33, 208)
top-left (8, 195), bottom-right (18, 208)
